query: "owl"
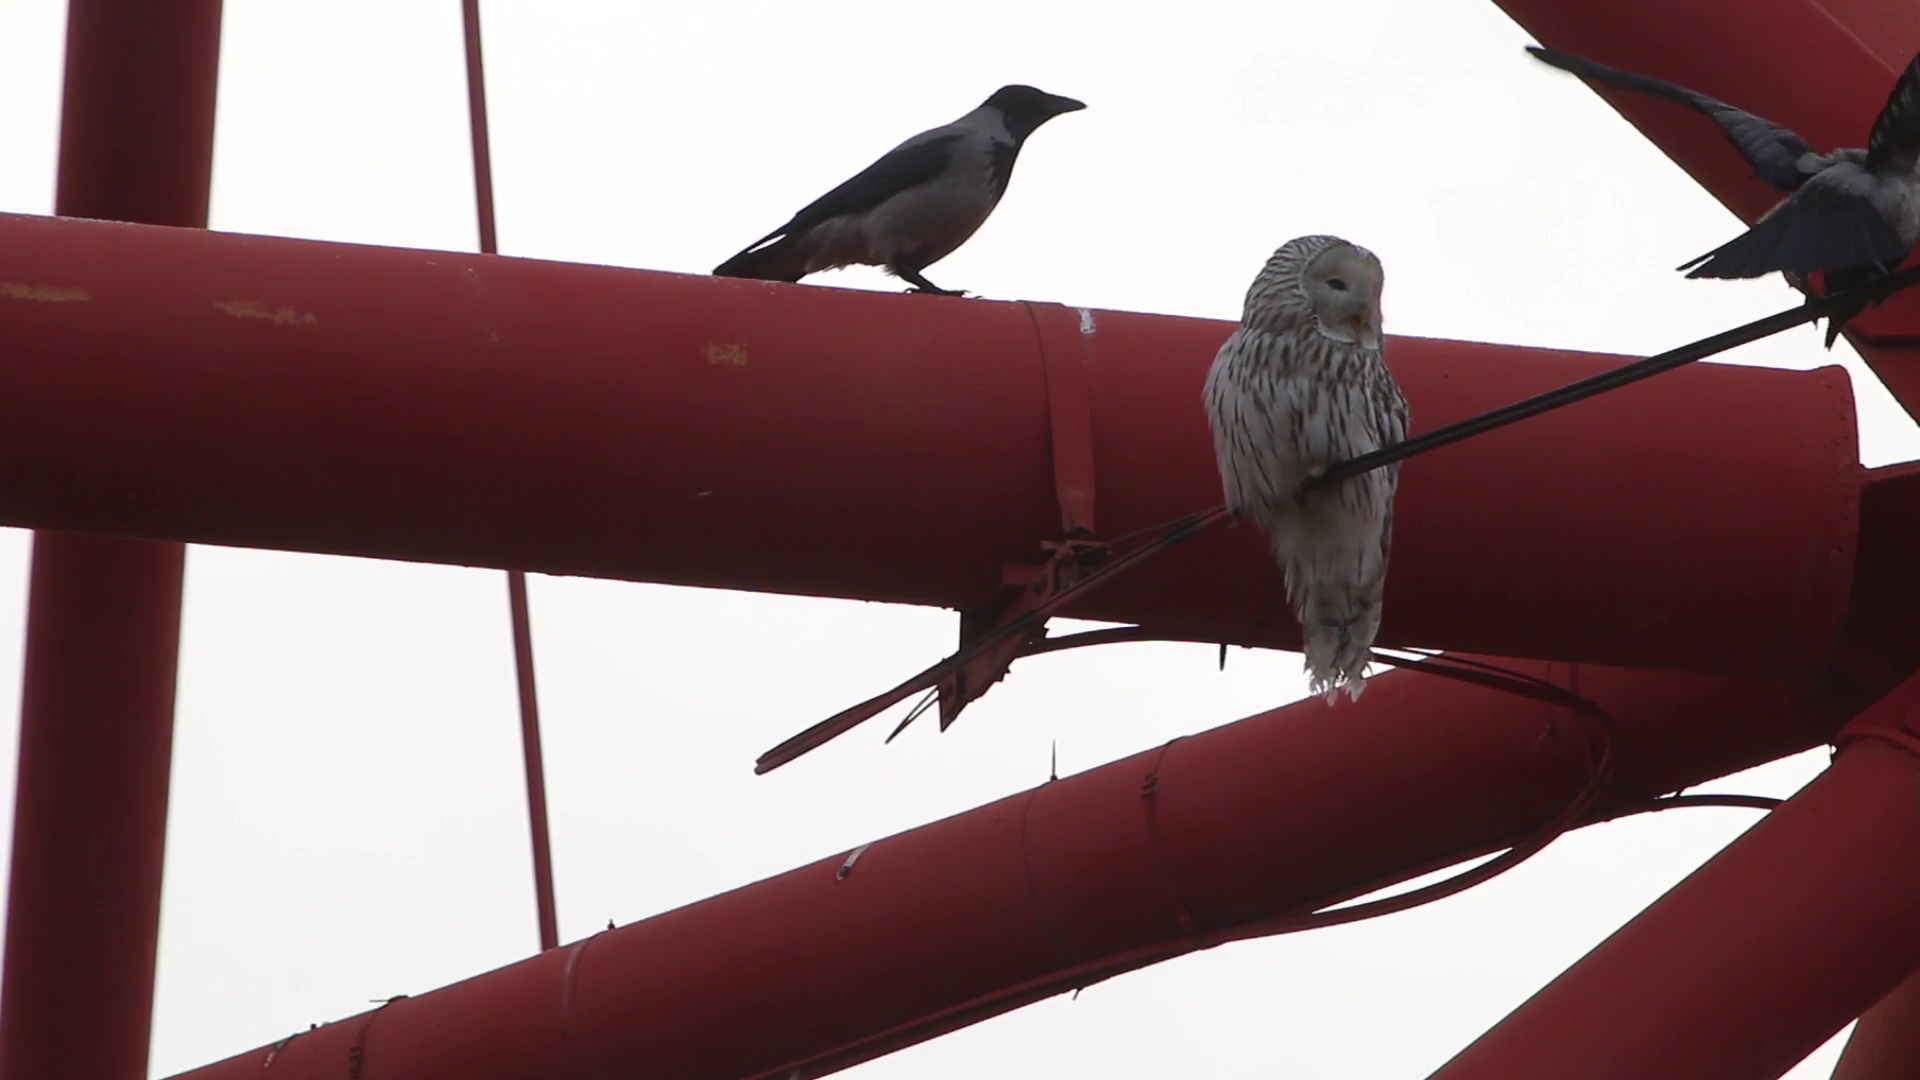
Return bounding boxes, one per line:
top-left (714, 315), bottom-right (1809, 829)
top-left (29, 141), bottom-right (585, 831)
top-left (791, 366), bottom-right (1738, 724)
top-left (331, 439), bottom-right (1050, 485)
top-left (1202, 234), bottom-right (1410, 702)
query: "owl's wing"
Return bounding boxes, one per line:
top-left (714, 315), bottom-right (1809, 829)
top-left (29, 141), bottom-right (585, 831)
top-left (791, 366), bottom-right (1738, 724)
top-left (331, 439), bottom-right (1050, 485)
top-left (1369, 368), bottom-right (1411, 563)
top-left (1375, 374), bottom-right (1411, 454)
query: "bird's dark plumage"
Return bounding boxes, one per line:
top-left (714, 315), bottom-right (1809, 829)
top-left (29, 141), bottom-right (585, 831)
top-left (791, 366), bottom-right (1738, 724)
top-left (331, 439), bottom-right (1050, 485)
top-left (712, 84), bottom-right (1086, 294)
top-left (1526, 46), bottom-right (1816, 193)
top-left (1866, 53), bottom-right (1920, 176)
top-left (1674, 182), bottom-right (1909, 279)
top-left (1527, 44), bottom-right (1920, 347)
top-left (711, 135), bottom-right (964, 283)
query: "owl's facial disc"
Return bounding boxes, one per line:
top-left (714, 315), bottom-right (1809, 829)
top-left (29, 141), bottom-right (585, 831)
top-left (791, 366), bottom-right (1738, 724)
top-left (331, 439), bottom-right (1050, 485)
top-left (1303, 243), bottom-right (1384, 349)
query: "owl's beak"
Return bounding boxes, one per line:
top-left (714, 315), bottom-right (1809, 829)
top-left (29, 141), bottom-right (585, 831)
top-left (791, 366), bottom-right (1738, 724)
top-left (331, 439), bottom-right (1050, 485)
top-left (1353, 303), bottom-right (1379, 342)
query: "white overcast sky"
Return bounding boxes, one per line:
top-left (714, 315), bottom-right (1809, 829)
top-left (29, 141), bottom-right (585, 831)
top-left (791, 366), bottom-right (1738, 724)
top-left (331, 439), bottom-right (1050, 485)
top-left (0, 1), bottom-right (1914, 1078)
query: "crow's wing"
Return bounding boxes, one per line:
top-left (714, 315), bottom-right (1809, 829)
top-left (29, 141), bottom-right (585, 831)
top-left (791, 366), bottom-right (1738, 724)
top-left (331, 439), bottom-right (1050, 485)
top-left (1528, 45), bottom-right (1818, 193)
top-left (1678, 178), bottom-right (1909, 278)
top-left (1866, 51), bottom-right (1920, 176)
top-left (733, 131), bottom-right (965, 254)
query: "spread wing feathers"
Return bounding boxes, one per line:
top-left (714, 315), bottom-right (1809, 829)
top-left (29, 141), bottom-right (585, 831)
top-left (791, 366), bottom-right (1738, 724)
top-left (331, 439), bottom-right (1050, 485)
top-left (712, 133), bottom-right (963, 278)
top-left (1678, 181), bottom-right (1910, 277)
top-left (1527, 45), bottom-right (1817, 192)
top-left (1866, 51), bottom-right (1920, 176)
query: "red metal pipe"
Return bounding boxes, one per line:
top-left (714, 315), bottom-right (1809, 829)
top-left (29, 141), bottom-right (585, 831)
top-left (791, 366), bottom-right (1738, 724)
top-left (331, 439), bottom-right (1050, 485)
top-left (1831, 966), bottom-right (1920, 1079)
top-left (160, 658), bottom-right (1872, 1080)
top-left (0, 537), bottom-right (189, 1080)
top-left (1490, 0), bottom-right (1920, 408)
top-left (0, 6), bottom-right (220, 1080)
top-left (0, 212), bottom-right (1864, 678)
top-left (1426, 671), bottom-right (1920, 1080)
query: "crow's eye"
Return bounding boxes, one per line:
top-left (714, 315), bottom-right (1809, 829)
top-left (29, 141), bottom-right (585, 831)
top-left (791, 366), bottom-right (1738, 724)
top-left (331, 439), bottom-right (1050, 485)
top-left (1326, 278), bottom-right (1348, 291)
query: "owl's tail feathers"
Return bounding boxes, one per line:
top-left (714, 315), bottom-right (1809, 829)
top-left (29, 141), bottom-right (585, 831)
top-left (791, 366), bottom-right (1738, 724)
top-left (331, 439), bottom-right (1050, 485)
top-left (1275, 528), bottom-right (1385, 705)
top-left (1302, 612), bottom-right (1377, 704)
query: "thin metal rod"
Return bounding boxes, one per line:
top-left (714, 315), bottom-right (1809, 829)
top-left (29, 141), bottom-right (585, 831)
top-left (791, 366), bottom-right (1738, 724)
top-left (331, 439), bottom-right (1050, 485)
top-left (506, 571), bottom-right (559, 952)
top-left (461, 0), bottom-right (558, 952)
top-left (462, 0), bottom-right (499, 256)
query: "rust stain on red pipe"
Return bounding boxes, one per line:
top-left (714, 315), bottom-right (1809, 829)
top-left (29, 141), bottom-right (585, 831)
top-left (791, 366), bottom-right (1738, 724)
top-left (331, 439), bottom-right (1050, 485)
top-left (0, 212), bottom-right (1864, 677)
top-left (161, 658), bottom-right (1866, 1080)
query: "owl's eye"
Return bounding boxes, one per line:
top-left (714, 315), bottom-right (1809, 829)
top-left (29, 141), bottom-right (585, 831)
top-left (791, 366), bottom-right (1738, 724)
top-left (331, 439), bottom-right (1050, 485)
top-left (1326, 278), bottom-right (1349, 291)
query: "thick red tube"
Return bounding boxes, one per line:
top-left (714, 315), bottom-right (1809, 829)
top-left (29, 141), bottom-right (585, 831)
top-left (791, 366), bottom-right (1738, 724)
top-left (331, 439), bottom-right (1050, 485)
top-left (0, 212), bottom-right (1863, 677)
top-left (1427, 672), bottom-right (1920, 1080)
top-left (1831, 966), bottom-right (1920, 1080)
top-left (160, 658), bottom-right (1863, 1080)
top-left (0, 6), bottom-right (220, 1080)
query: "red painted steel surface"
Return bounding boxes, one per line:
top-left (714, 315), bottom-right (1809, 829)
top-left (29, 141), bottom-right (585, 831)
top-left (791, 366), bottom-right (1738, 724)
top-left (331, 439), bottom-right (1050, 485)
top-left (1491, 0), bottom-right (1920, 406)
top-left (0, 211), bottom-right (1864, 677)
top-left (0, 538), bottom-right (189, 1080)
top-left (0, 6), bottom-right (220, 1080)
top-left (1833, 967), bottom-right (1920, 1080)
top-left (1427, 672), bottom-right (1920, 1080)
top-left (161, 658), bottom-right (1870, 1080)
top-left (1810, 0), bottom-right (1920, 71)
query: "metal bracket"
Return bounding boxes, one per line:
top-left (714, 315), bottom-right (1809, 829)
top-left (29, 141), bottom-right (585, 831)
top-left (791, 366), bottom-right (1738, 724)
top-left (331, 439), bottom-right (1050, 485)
top-left (933, 539), bottom-right (1108, 731)
top-left (930, 304), bottom-right (1104, 729)
top-left (1028, 301), bottom-right (1099, 537)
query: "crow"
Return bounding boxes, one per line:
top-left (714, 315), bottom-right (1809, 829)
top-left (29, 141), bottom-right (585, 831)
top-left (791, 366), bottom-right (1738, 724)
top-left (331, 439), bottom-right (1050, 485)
top-left (1528, 44), bottom-right (1920, 347)
top-left (712, 84), bottom-right (1086, 295)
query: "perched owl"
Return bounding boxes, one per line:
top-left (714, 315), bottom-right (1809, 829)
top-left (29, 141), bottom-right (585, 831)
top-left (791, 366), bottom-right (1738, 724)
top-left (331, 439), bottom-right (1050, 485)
top-left (1202, 235), bottom-right (1410, 702)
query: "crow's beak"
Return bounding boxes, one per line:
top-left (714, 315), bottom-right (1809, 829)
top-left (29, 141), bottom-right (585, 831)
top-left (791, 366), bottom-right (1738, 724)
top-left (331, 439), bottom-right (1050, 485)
top-left (1050, 95), bottom-right (1088, 114)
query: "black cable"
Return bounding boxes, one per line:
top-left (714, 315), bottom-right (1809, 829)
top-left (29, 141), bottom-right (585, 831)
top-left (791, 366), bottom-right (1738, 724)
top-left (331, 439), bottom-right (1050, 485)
top-left (1307, 264), bottom-right (1920, 491)
top-left (1586, 792), bottom-right (1783, 826)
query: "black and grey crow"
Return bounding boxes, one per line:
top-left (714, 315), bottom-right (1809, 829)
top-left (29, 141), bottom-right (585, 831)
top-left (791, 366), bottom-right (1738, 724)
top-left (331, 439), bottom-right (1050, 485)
top-left (712, 84), bottom-right (1086, 295)
top-left (1528, 45), bottom-right (1920, 347)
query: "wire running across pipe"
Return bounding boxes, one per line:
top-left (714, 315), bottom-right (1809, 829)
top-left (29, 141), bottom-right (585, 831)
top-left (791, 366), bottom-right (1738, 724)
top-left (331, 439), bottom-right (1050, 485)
top-left (461, 0), bottom-right (560, 953)
top-left (1308, 265), bottom-right (1920, 490)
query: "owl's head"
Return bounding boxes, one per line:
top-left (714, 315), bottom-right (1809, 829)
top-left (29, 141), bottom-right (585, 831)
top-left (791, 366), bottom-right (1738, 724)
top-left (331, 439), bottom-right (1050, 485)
top-left (1242, 235), bottom-right (1385, 349)
top-left (1300, 241), bottom-right (1384, 350)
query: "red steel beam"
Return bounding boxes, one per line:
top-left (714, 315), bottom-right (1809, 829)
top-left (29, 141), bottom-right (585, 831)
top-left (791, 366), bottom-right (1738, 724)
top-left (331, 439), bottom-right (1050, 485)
top-left (0, 212), bottom-right (1865, 678)
top-left (1426, 670), bottom-right (1920, 1080)
top-left (159, 657), bottom-right (1879, 1080)
top-left (1490, 0), bottom-right (1920, 411)
top-left (1831, 966), bottom-right (1920, 1080)
top-left (0, 4), bottom-right (221, 1080)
